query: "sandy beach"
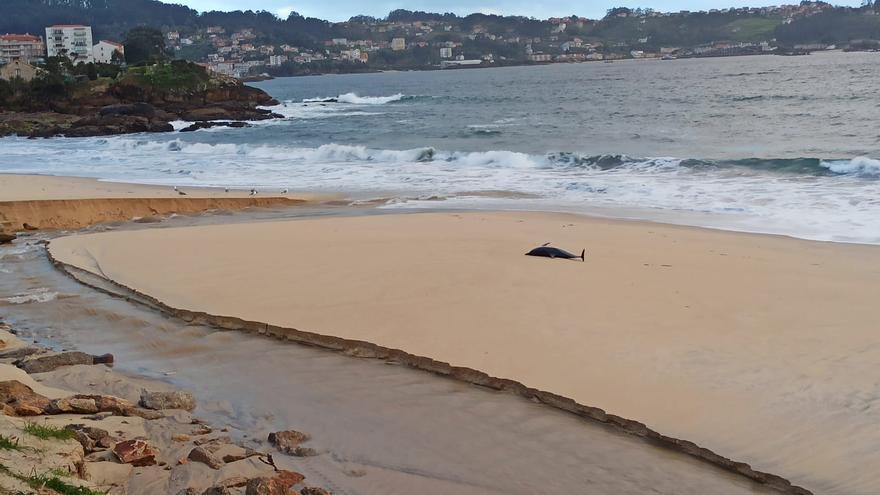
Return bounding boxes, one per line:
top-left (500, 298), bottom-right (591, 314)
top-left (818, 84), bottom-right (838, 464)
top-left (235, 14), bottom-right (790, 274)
top-left (0, 174), bottom-right (330, 231)
top-left (47, 209), bottom-right (880, 495)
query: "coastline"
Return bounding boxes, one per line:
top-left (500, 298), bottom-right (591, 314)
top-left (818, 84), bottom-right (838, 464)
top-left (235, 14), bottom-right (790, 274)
top-left (45, 209), bottom-right (880, 495)
top-left (0, 174), bottom-right (333, 232)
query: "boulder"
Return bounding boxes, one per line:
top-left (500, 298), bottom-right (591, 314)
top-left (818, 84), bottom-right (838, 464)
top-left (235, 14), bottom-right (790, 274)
top-left (112, 439), bottom-right (159, 466)
top-left (72, 394), bottom-right (162, 419)
top-left (0, 234), bottom-right (15, 244)
top-left (0, 380), bottom-right (50, 416)
top-left (0, 347), bottom-right (45, 359)
top-left (14, 351), bottom-right (114, 373)
top-left (244, 470), bottom-right (304, 495)
top-left (187, 446), bottom-right (223, 469)
top-left (267, 430), bottom-right (309, 452)
top-left (139, 390), bottom-right (196, 412)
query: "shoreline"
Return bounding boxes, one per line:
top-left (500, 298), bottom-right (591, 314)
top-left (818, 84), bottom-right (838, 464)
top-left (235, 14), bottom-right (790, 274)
top-left (0, 174), bottom-right (336, 233)
top-left (47, 251), bottom-right (812, 495)
top-left (45, 210), bottom-right (880, 495)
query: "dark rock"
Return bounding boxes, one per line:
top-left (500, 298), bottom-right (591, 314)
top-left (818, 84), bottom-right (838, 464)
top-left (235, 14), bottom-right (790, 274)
top-left (0, 380), bottom-right (50, 416)
top-left (99, 103), bottom-right (156, 118)
top-left (202, 487), bottom-right (232, 495)
top-left (180, 121), bottom-right (251, 132)
top-left (113, 439), bottom-right (159, 466)
top-left (15, 351), bottom-right (113, 373)
top-left (139, 390), bottom-right (196, 411)
top-left (267, 430), bottom-right (310, 452)
top-left (221, 448), bottom-right (260, 463)
top-left (0, 234), bottom-right (16, 244)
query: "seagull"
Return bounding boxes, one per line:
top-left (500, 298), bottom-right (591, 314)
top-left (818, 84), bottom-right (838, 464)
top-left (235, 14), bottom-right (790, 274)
top-left (224, 187), bottom-right (229, 193)
top-left (173, 186), bottom-right (178, 192)
top-left (282, 188), bottom-right (289, 194)
top-left (178, 190), bottom-right (187, 196)
top-left (250, 188), bottom-right (257, 196)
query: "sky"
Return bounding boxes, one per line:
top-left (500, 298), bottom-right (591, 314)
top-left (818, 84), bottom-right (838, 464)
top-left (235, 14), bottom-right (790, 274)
top-left (172, 0), bottom-right (861, 22)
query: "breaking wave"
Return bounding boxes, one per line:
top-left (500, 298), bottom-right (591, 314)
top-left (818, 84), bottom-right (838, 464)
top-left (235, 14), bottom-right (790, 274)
top-left (303, 93), bottom-right (408, 105)
top-left (3, 288), bottom-right (59, 305)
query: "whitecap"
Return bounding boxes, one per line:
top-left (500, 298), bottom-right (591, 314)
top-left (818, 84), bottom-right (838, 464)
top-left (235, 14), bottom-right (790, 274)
top-left (3, 288), bottom-right (59, 304)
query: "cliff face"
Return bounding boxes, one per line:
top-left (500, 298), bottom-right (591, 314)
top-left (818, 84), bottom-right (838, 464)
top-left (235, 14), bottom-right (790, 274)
top-left (0, 64), bottom-right (280, 138)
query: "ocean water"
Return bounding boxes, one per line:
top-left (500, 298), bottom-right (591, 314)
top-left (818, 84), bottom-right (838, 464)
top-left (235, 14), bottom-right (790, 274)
top-left (2, 51), bottom-right (879, 243)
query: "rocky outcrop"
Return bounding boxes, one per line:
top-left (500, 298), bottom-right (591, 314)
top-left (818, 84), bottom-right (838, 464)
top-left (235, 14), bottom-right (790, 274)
top-left (0, 66), bottom-right (281, 138)
top-left (139, 390), bottom-right (196, 412)
top-left (0, 380), bottom-right (50, 416)
top-left (0, 233), bottom-right (16, 244)
top-left (15, 351), bottom-right (114, 373)
top-left (180, 120), bottom-right (251, 132)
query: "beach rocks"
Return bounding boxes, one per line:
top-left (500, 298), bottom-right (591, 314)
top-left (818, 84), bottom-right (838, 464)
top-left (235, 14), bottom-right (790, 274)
top-left (65, 425), bottom-right (113, 453)
top-left (139, 390), bottom-right (196, 412)
top-left (14, 351), bottom-right (114, 373)
top-left (245, 470), bottom-right (304, 495)
top-left (112, 439), bottom-right (159, 466)
top-left (0, 380), bottom-right (50, 416)
top-left (48, 397), bottom-right (99, 414)
top-left (0, 346), bottom-right (45, 359)
top-left (72, 393), bottom-right (163, 419)
top-left (267, 430), bottom-right (310, 453)
top-left (187, 446), bottom-right (223, 469)
top-left (0, 233), bottom-right (15, 244)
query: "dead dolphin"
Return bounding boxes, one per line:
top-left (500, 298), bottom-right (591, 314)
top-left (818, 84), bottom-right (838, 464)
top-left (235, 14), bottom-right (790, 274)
top-left (525, 243), bottom-right (585, 261)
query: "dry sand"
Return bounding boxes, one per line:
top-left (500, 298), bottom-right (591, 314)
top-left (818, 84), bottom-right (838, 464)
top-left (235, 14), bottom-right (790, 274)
top-left (0, 174), bottom-right (331, 231)
top-left (49, 211), bottom-right (880, 495)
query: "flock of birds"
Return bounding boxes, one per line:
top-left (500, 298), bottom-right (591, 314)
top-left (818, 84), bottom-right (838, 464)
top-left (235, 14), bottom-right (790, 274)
top-left (173, 186), bottom-right (289, 196)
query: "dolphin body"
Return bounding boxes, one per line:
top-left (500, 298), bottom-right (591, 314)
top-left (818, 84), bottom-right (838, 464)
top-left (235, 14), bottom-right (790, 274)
top-left (525, 243), bottom-right (585, 262)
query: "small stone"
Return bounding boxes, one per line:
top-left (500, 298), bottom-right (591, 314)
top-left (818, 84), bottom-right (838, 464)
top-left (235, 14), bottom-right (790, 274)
top-left (291, 447), bottom-right (318, 457)
top-left (139, 390), bottom-right (196, 412)
top-left (15, 351), bottom-right (109, 373)
top-left (113, 439), bottom-right (159, 466)
top-left (172, 433), bottom-right (191, 442)
top-left (267, 430), bottom-right (309, 452)
top-left (188, 446), bottom-right (223, 469)
top-left (244, 470), bottom-right (304, 495)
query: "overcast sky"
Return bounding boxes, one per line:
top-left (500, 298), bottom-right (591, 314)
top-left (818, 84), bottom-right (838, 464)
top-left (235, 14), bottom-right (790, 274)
top-left (173, 0), bottom-right (861, 22)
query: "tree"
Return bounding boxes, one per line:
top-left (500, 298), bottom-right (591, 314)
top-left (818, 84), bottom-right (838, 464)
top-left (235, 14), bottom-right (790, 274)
top-left (123, 26), bottom-right (167, 65)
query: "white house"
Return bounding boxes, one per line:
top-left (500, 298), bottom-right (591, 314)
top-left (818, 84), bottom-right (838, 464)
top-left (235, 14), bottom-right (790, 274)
top-left (45, 24), bottom-right (93, 63)
top-left (391, 37), bottom-right (406, 51)
top-left (92, 40), bottom-right (124, 64)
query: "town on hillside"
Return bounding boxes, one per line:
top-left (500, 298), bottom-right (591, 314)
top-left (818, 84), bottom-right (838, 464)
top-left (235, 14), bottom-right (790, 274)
top-left (2, 1), bottom-right (880, 82)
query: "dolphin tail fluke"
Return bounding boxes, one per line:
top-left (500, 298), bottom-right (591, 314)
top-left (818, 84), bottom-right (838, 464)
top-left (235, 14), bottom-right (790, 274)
top-left (580, 249), bottom-right (585, 262)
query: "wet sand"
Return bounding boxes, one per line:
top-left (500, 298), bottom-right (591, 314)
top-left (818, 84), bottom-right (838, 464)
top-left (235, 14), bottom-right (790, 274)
top-left (48, 211), bottom-right (880, 495)
top-left (0, 232), bottom-right (778, 495)
top-left (0, 174), bottom-right (332, 230)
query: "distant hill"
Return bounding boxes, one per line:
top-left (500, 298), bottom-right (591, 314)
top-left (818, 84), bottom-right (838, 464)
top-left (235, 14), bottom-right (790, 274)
top-left (2, 0), bottom-right (879, 55)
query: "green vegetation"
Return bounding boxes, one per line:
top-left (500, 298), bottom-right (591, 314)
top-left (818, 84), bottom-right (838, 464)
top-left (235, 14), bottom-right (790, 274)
top-left (0, 464), bottom-right (104, 495)
top-left (23, 422), bottom-right (76, 441)
top-left (0, 435), bottom-right (21, 451)
top-left (727, 17), bottom-right (782, 42)
top-left (28, 474), bottom-right (105, 495)
top-left (121, 60), bottom-right (212, 91)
